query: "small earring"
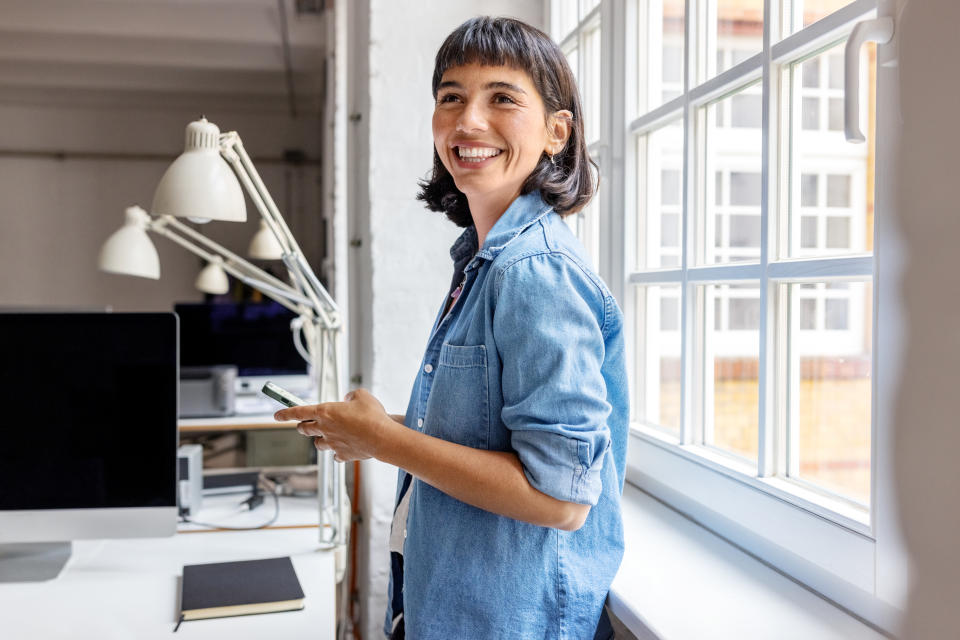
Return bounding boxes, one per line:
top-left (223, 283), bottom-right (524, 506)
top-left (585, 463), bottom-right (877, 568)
top-left (549, 153), bottom-right (557, 167)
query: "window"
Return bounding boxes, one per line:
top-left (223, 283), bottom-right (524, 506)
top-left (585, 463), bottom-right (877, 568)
top-left (557, 0), bottom-right (603, 269)
top-left (550, 0), bottom-right (901, 631)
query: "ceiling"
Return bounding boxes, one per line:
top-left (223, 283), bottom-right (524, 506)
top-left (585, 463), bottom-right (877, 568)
top-left (0, 0), bottom-right (327, 114)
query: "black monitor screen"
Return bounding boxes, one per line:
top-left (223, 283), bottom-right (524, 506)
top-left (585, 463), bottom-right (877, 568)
top-left (175, 301), bottom-right (306, 376)
top-left (0, 313), bottom-right (178, 510)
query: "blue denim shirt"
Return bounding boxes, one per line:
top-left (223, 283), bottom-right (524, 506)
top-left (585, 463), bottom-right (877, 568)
top-left (384, 191), bottom-right (628, 639)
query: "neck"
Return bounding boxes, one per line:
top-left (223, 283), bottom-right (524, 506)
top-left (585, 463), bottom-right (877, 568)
top-left (467, 187), bottom-right (521, 250)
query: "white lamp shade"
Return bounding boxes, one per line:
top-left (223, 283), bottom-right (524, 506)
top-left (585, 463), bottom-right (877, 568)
top-left (98, 206), bottom-right (160, 279)
top-left (151, 118), bottom-right (246, 224)
top-left (195, 258), bottom-right (230, 294)
top-left (248, 219), bottom-right (285, 260)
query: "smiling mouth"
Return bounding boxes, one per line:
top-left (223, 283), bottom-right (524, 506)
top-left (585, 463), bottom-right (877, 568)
top-left (455, 146), bottom-right (502, 163)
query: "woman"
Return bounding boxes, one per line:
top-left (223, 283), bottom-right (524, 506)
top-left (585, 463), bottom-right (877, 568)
top-left (275, 16), bottom-right (628, 640)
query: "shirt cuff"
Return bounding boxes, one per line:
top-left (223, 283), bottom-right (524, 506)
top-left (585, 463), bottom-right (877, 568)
top-left (512, 430), bottom-right (608, 506)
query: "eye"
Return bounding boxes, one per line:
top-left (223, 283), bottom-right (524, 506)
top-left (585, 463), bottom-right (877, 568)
top-left (437, 93), bottom-right (462, 104)
top-left (494, 93), bottom-right (517, 105)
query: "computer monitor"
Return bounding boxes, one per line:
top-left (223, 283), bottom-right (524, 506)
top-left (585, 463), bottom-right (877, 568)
top-left (174, 301), bottom-right (312, 407)
top-left (0, 312), bottom-right (178, 581)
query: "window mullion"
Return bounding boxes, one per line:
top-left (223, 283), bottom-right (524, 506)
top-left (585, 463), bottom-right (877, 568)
top-left (757, 0), bottom-right (778, 478)
top-left (680, 0), bottom-right (697, 446)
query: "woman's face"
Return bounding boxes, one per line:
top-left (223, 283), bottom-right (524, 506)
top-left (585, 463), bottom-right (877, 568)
top-left (432, 63), bottom-right (567, 211)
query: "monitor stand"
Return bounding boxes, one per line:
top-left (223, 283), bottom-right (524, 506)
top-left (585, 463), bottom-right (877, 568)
top-left (0, 542), bottom-right (72, 582)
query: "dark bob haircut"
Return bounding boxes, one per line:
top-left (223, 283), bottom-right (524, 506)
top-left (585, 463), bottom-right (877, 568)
top-left (417, 16), bottom-right (597, 227)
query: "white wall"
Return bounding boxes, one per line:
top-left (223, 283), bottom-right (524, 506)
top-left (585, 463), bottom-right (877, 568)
top-left (0, 101), bottom-right (322, 311)
top-left (892, 0), bottom-right (960, 636)
top-left (343, 3), bottom-right (543, 638)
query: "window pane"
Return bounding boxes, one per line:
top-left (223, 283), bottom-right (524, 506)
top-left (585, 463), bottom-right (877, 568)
top-left (565, 45), bottom-right (579, 87)
top-left (637, 120), bottom-right (684, 269)
top-left (661, 169), bottom-right (681, 205)
top-left (729, 214), bottom-right (760, 247)
top-left (663, 45), bottom-right (683, 83)
top-left (802, 57), bottom-right (819, 88)
top-left (639, 0), bottom-right (685, 113)
top-left (787, 0), bottom-right (862, 34)
top-left (828, 53), bottom-right (844, 89)
top-left (636, 284), bottom-right (682, 436)
top-left (828, 97), bottom-right (844, 131)
top-left (660, 295), bottom-right (680, 331)
top-left (582, 25), bottom-right (602, 143)
top-left (730, 171), bottom-right (762, 206)
top-left (553, 0), bottom-right (579, 40)
top-left (703, 86), bottom-right (762, 265)
top-left (826, 174), bottom-right (851, 207)
top-left (579, 0), bottom-right (600, 18)
top-left (789, 281), bottom-right (872, 505)
top-left (800, 173), bottom-right (818, 207)
top-left (704, 283), bottom-right (760, 461)
top-left (800, 297), bottom-right (817, 329)
top-left (824, 298), bottom-right (849, 330)
top-left (826, 216), bottom-right (850, 248)
top-left (712, 0), bottom-right (763, 79)
top-left (661, 213), bottom-right (680, 247)
top-left (789, 41), bottom-right (875, 259)
top-left (800, 215), bottom-right (818, 248)
top-left (801, 96), bottom-right (819, 129)
top-left (728, 297), bottom-right (760, 329)
top-left (731, 93), bottom-right (762, 128)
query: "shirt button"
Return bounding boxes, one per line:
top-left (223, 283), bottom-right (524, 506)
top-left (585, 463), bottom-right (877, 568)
top-left (417, 418), bottom-right (424, 428)
top-left (423, 363), bottom-right (434, 374)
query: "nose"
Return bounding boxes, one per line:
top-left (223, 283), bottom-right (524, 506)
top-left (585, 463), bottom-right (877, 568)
top-left (455, 99), bottom-right (487, 134)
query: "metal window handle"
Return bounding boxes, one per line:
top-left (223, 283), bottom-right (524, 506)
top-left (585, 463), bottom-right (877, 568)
top-left (845, 17), bottom-right (895, 143)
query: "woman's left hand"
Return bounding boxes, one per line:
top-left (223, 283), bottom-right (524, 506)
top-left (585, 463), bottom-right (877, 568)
top-left (273, 389), bottom-right (397, 462)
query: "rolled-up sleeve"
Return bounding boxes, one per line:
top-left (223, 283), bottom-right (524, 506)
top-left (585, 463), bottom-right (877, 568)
top-left (494, 252), bottom-right (611, 506)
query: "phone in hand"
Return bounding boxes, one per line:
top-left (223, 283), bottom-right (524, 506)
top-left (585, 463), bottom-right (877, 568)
top-left (261, 381), bottom-right (308, 409)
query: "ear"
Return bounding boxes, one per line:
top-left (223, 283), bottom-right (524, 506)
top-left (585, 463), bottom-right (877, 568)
top-left (545, 109), bottom-right (573, 156)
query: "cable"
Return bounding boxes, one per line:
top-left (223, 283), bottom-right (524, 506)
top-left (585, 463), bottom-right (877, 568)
top-left (291, 316), bottom-right (312, 365)
top-left (179, 482), bottom-right (280, 531)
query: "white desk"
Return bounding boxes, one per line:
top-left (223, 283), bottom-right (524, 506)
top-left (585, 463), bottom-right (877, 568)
top-left (178, 414), bottom-right (299, 433)
top-left (0, 499), bottom-right (336, 640)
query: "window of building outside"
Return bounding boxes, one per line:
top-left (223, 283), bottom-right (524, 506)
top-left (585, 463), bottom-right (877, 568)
top-left (550, 0), bottom-right (896, 629)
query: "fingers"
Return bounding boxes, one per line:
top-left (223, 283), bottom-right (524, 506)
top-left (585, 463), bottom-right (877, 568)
top-left (296, 420), bottom-right (323, 437)
top-left (314, 436), bottom-right (329, 451)
top-left (274, 403), bottom-right (324, 423)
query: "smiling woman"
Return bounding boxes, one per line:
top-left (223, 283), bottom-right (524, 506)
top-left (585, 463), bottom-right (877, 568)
top-left (274, 15), bottom-right (627, 640)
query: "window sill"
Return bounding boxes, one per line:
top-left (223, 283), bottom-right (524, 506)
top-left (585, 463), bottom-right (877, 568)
top-left (609, 483), bottom-right (888, 640)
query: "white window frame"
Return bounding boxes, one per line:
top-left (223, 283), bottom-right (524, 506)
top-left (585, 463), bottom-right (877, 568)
top-left (547, 0), bottom-right (907, 632)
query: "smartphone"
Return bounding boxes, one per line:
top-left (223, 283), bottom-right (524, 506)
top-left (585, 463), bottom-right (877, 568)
top-left (261, 381), bottom-right (308, 408)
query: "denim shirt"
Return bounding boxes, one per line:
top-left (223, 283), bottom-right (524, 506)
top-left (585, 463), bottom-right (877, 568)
top-left (384, 191), bottom-right (628, 640)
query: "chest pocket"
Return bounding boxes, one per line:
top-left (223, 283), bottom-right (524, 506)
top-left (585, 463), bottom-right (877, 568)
top-left (423, 342), bottom-right (490, 450)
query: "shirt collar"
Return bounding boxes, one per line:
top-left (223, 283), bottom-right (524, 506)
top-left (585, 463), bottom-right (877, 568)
top-left (448, 191), bottom-right (554, 271)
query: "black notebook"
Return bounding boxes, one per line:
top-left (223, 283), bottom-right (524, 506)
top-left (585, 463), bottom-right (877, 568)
top-left (180, 556), bottom-right (305, 622)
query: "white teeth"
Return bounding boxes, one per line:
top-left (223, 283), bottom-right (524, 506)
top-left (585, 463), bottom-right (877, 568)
top-left (457, 146), bottom-right (501, 160)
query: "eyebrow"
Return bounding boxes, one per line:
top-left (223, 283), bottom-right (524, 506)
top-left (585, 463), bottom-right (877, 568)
top-left (437, 80), bottom-right (528, 95)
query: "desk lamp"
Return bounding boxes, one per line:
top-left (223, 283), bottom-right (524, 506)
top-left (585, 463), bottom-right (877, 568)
top-left (98, 118), bottom-right (348, 549)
